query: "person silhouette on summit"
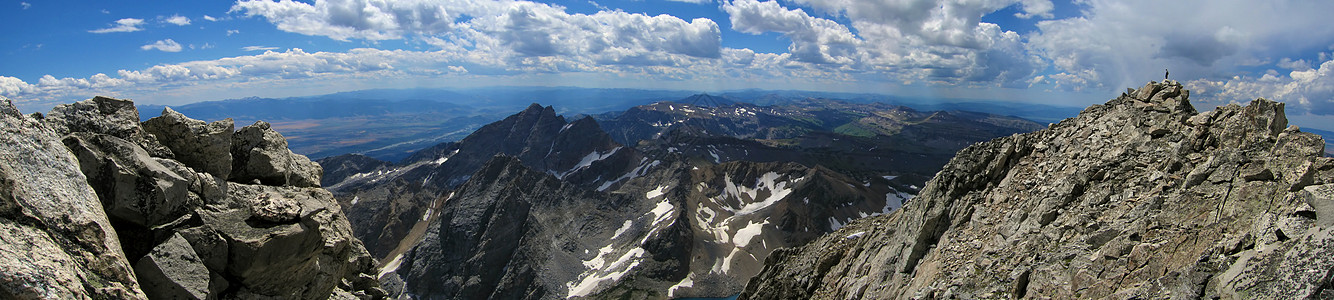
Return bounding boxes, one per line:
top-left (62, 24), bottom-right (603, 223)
top-left (1165, 68), bottom-right (1169, 80)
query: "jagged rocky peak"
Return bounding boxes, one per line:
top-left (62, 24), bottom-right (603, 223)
top-left (0, 96), bottom-right (384, 299)
top-left (742, 81), bottom-right (1334, 299)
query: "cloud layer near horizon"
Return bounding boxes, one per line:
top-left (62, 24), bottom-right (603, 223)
top-left (4, 0), bottom-right (1334, 118)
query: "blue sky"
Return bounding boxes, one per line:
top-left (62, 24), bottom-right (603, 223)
top-left (3, 0), bottom-right (1334, 130)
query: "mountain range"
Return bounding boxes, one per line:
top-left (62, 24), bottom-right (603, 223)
top-left (5, 80), bottom-right (1330, 299)
top-left (316, 98), bottom-right (1042, 298)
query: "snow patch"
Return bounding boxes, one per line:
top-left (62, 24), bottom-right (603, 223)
top-left (732, 220), bottom-right (767, 248)
top-left (720, 172), bottom-right (803, 216)
top-left (350, 196), bottom-right (359, 205)
top-left (646, 185), bottom-right (668, 199)
top-left (612, 220), bottom-right (634, 240)
top-left (568, 247), bottom-right (646, 298)
top-left (562, 147), bottom-right (622, 178)
top-left (666, 273), bottom-right (695, 298)
top-left (596, 159), bottom-right (660, 192)
top-left (846, 231), bottom-right (866, 239)
top-left (378, 253), bottom-right (403, 279)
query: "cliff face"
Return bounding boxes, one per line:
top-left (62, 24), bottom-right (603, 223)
top-left (0, 96), bottom-right (385, 299)
top-left (742, 81), bottom-right (1334, 299)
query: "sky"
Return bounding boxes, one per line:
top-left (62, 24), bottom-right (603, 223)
top-left (3, 0), bottom-right (1334, 130)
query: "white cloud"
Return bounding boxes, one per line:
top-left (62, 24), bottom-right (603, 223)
top-left (227, 29), bottom-right (240, 36)
top-left (141, 39), bottom-right (183, 52)
top-left (667, 0), bottom-right (712, 3)
top-left (1189, 58), bottom-right (1334, 115)
top-left (722, 0), bottom-right (859, 64)
top-left (231, 0), bottom-right (723, 61)
top-left (230, 0), bottom-right (462, 41)
top-left (164, 14), bottom-right (191, 26)
top-left (0, 76), bottom-right (34, 95)
top-left (20, 2), bottom-right (30, 9)
top-left (203, 15), bottom-right (218, 21)
top-left (243, 46), bottom-right (279, 51)
top-left (720, 0), bottom-right (1042, 86)
top-left (1014, 0), bottom-right (1053, 19)
top-left (89, 18), bottom-right (146, 33)
top-left (1028, 0), bottom-right (1334, 92)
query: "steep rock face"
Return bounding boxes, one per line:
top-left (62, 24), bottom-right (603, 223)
top-left (1, 96), bottom-right (385, 299)
top-left (741, 81), bottom-right (1334, 299)
top-left (395, 155), bottom-right (672, 299)
top-left (323, 104), bottom-right (646, 261)
top-left (0, 99), bottom-right (147, 299)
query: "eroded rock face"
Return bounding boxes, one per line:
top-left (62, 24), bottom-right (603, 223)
top-left (44, 96), bottom-right (173, 158)
top-left (143, 107), bottom-right (234, 179)
top-left (741, 81), bottom-right (1334, 299)
top-left (0, 98), bottom-right (147, 299)
top-left (231, 121), bottom-right (323, 188)
top-left (1, 96), bottom-right (384, 299)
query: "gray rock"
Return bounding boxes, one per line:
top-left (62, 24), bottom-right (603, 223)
top-left (0, 98), bottom-right (147, 299)
top-left (143, 107), bottom-right (234, 179)
top-left (248, 190), bottom-right (302, 223)
top-left (134, 233), bottom-right (211, 300)
top-left (62, 132), bottom-right (197, 228)
top-left (44, 96), bottom-right (173, 158)
top-left (198, 182), bottom-right (380, 299)
top-left (231, 121), bottom-right (322, 187)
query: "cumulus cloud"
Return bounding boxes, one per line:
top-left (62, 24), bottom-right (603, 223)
top-left (20, 2), bottom-right (30, 9)
top-left (1028, 0), bottom-right (1334, 92)
top-left (141, 39), bottom-right (183, 52)
top-left (1189, 57), bottom-right (1334, 115)
top-left (164, 14), bottom-right (191, 26)
top-left (230, 0), bottom-right (723, 62)
top-left (89, 18), bottom-right (146, 33)
top-left (723, 0), bottom-right (859, 64)
top-left (203, 15), bottom-right (218, 21)
top-left (720, 0), bottom-right (1043, 86)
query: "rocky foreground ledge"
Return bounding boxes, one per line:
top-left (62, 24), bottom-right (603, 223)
top-left (0, 96), bottom-right (384, 299)
top-left (741, 81), bottom-right (1334, 299)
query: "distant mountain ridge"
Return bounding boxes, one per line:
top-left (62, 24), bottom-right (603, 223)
top-left (134, 87), bottom-right (1092, 163)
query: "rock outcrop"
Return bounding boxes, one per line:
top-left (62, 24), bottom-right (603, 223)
top-left (741, 81), bottom-right (1334, 299)
top-left (0, 96), bottom-right (384, 299)
top-left (143, 107), bottom-right (234, 179)
top-left (0, 98), bottom-right (147, 299)
top-left (231, 121), bottom-right (323, 188)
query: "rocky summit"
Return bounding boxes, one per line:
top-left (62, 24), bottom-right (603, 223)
top-left (741, 81), bottom-right (1334, 299)
top-left (0, 96), bottom-right (384, 299)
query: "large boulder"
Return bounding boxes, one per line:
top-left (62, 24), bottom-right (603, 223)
top-left (143, 107), bottom-right (234, 179)
top-left (62, 132), bottom-right (198, 229)
top-left (134, 233), bottom-right (211, 300)
top-left (0, 98), bottom-right (147, 299)
top-left (43, 96), bottom-right (173, 158)
top-left (231, 121), bottom-right (323, 187)
top-left (200, 183), bottom-right (384, 299)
